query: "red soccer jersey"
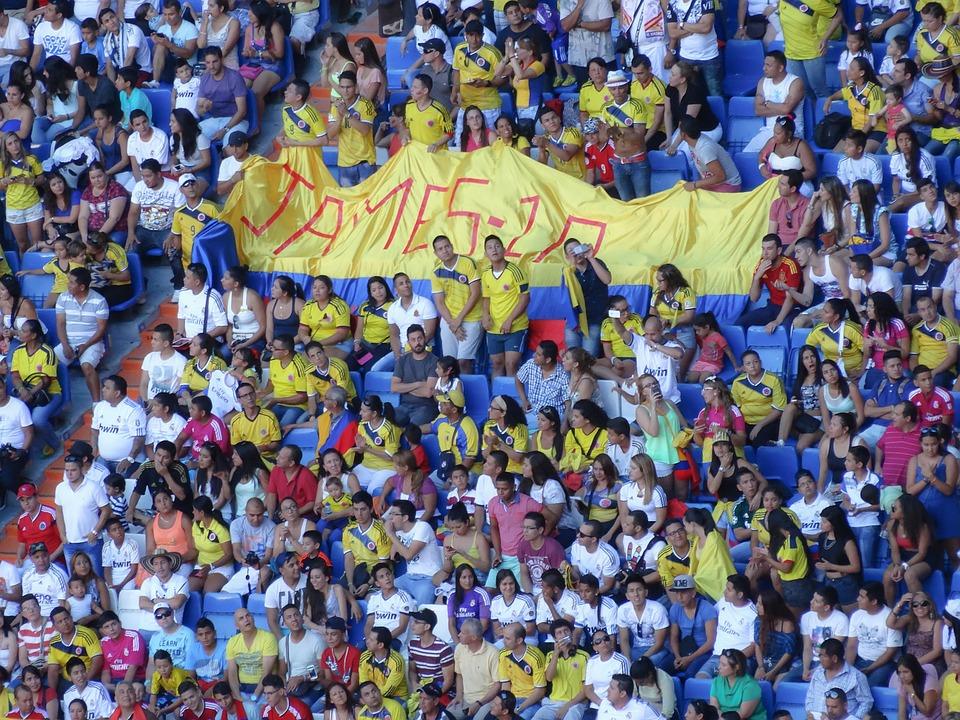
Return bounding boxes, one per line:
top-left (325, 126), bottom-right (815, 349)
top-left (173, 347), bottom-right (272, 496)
top-left (7, 710), bottom-right (47, 720)
top-left (260, 699), bottom-right (311, 720)
top-left (321, 644), bottom-right (361, 688)
top-left (909, 387), bottom-right (955, 428)
top-left (758, 256), bottom-right (801, 307)
top-left (585, 140), bottom-right (615, 184)
top-left (17, 504), bottom-right (62, 555)
top-left (181, 701), bottom-right (222, 720)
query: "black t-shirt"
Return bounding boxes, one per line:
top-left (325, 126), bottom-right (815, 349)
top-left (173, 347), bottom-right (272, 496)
top-left (79, 77), bottom-right (121, 122)
top-left (495, 23), bottom-right (552, 58)
top-left (133, 460), bottom-right (194, 514)
top-left (574, 259), bottom-right (610, 325)
top-left (666, 82), bottom-right (719, 132)
top-left (902, 258), bottom-right (946, 310)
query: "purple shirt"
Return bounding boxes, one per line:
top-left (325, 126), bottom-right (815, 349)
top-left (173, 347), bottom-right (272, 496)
top-left (198, 68), bottom-right (246, 119)
top-left (516, 536), bottom-right (566, 592)
top-left (447, 586), bottom-right (492, 631)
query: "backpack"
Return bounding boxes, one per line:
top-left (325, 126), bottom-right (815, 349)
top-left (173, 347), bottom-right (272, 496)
top-left (48, 132), bottom-right (101, 190)
top-left (814, 112), bottom-right (852, 150)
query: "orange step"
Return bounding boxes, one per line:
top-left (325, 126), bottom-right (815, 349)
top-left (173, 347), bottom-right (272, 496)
top-left (121, 357), bottom-right (144, 378)
top-left (157, 302), bottom-right (178, 322)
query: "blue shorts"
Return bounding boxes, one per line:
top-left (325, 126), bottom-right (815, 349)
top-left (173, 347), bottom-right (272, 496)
top-left (486, 329), bottom-right (527, 355)
top-left (551, 35), bottom-right (569, 65)
top-left (339, 162), bottom-right (376, 187)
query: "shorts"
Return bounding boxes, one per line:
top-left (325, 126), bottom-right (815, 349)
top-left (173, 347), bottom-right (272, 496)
top-left (654, 460), bottom-right (674, 477)
top-left (290, 9), bottom-right (319, 44)
top-left (439, 319), bottom-right (484, 360)
top-left (55, 340), bottom-right (105, 368)
top-left (781, 576), bottom-right (815, 609)
top-left (690, 358), bottom-right (723, 373)
top-left (794, 412), bottom-right (822, 434)
top-left (339, 162), bottom-right (377, 187)
top-left (668, 324), bottom-right (696, 351)
top-left (551, 35), bottom-right (569, 65)
top-left (823, 574), bottom-right (859, 605)
top-left (6, 201), bottom-right (42, 225)
top-left (486, 329), bottom-right (527, 355)
top-left (867, 130), bottom-right (886, 145)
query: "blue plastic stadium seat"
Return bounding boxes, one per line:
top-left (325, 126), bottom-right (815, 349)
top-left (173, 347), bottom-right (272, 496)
top-left (422, 433), bottom-right (441, 472)
top-left (718, 324), bottom-right (747, 382)
top-left (872, 687), bottom-right (899, 720)
top-left (209, 613), bottom-right (238, 640)
top-left (20, 252), bottom-right (53, 271)
top-left (330, 540), bottom-right (344, 580)
top-left (934, 155), bottom-right (951, 186)
top-left (650, 151), bottom-right (689, 193)
top-left (36, 308), bottom-right (56, 344)
top-left (386, 36), bottom-right (421, 88)
top-left (247, 593), bottom-right (267, 615)
top-left (926, 569), bottom-right (946, 609)
top-left (889, 213), bottom-right (908, 243)
top-left (491, 375), bottom-right (522, 402)
top-left (270, 38), bottom-right (295, 93)
top-left (824, 41), bottom-right (847, 91)
top-left (347, 600), bottom-right (367, 646)
top-left (733, 152), bottom-right (766, 191)
top-left (58, 360), bottom-right (71, 408)
top-left (776, 682), bottom-right (808, 720)
top-left (759, 682), bottom-right (774, 719)
top-left (723, 41), bottom-right (764, 97)
top-left (725, 96), bottom-right (764, 153)
top-left (388, 91), bottom-right (410, 110)
top-left (203, 592), bottom-right (242, 614)
top-left (364, 371), bottom-right (393, 395)
top-left (756, 446), bottom-right (800, 486)
top-left (820, 152), bottom-right (842, 176)
top-left (143, 88), bottom-right (173, 134)
top-left (707, 96), bottom-right (727, 132)
top-left (790, 327), bottom-right (812, 349)
top-left (747, 324), bottom-right (788, 350)
top-left (21, 275), bottom-right (53, 306)
top-left (31, 143), bottom-right (51, 163)
top-left (3, 251), bottom-right (18, 274)
top-left (350, 371), bottom-right (363, 397)
top-left (750, 346), bottom-right (786, 378)
top-left (462, 374), bottom-right (492, 425)
top-left (683, 679), bottom-right (711, 710)
top-left (499, 92), bottom-right (515, 120)
top-left (182, 591), bottom-right (202, 630)
top-left (246, 87), bottom-right (260, 135)
top-left (677, 383), bottom-right (705, 421)
top-left (108, 254), bottom-right (143, 313)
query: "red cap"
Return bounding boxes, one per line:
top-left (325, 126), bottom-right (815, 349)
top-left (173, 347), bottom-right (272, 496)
top-left (16, 483), bottom-right (36, 498)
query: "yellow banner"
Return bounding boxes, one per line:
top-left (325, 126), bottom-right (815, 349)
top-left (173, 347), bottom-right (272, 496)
top-left (221, 144), bottom-right (778, 295)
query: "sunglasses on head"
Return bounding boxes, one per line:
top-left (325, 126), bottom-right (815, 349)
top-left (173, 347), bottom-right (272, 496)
top-left (824, 689), bottom-right (844, 700)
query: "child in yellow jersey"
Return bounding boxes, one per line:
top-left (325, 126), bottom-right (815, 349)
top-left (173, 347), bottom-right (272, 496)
top-left (149, 650), bottom-right (191, 715)
top-left (759, 507), bottom-right (814, 612)
top-left (16, 236), bottom-right (82, 308)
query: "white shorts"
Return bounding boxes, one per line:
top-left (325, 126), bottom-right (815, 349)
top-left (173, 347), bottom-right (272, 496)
top-left (354, 464), bottom-right (394, 494)
top-left (439, 319), bottom-right (484, 360)
top-left (55, 340), bottom-right (105, 368)
top-left (6, 201), bottom-right (42, 225)
top-left (290, 10), bottom-right (318, 44)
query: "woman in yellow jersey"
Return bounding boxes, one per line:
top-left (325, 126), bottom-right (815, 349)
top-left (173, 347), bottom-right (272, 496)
top-left (560, 399), bottom-right (609, 492)
top-left (494, 115), bottom-right (531, 155)
top-left (759, 508), bottom-right (815, 613)
top-left (298, 274), bottom-right (352, 358)
top-left (353, 276), bottom-right (395, 371)
top-left (482, 394), bottom-right (529, 474)
top-left (578, 58), bottom-right (612, 125)
top-left (11, 318), bottom-right (61, 455)
top-left (351, 394), bottom-right (401, 494)
top-left (497, 37), bottom-right (545, 122)
top-left (531, 405), bottom-right (564, 469)
top-left (823, 58), bottom-right (887, 152)
top-left (179, 333), bottom-right (228, 403)
top-left (189, 496), bottom-right (233, 593)
top-left (576, 453), bottom-right (622, 541)
top-left (650, 263), bottom-right (698, 376)
top-left (0, 132), bottom-right (43, 254)
top-left (807, 299), bottom-right (865, 378)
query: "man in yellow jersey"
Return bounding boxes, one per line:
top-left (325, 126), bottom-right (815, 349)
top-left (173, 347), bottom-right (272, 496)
top-left (327, 71), bottom-right (377, 188)
top-left (278, 79), bottom-right (327, 149)
top-left (779, 0), bottom-right (835, 97)
top-left (452, 20), bottom-right (505, 143)
top-left (731, 349), bottom-right (787, 447)
top-left (403, 73), bottom-right (453, 152)
top-left (426, 389), bottom-right (480, 473)
top-left (534, 104), bottom-right (585, 179)
top-left (481, 235), bottom-right (530, 378)
top-left (599, 69), bottom-right (649, 200)
top-left (343, 490), bottom-right (391, 598)
top-left (431, 234), bottom-right (483, 374)
top-left (166, 175), bottom-right (219, 293)
top-left (304, 341), bottom-right (356, 417)
top-left (599, 295), bottom-right (643, 379)
top-left (629, 54), bottom-right (667, 148)
top-left (229, 382), bottom-right (281, 460)
top-left (915, 2), bottom-right (960, 81)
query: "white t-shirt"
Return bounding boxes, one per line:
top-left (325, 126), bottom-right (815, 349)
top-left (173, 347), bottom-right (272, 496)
top-left (629, 333), bottom-right (682, 403)
top-left (131, 178), bottom-right (184, 232)
top-left (64, 681), bottom-right (115, 720)
top-left (146, 414), bottom-right (187, 449)
top-left (22, 565), bottom-right (68, 618)
top-left (849, 606), bottom-right (903, 661)
top-left (490, 593), bottom-right (536, 628)
top-left (474, 473), bottom-right (497, 508)
top-left (54, 477), bottom-right (109, 543)
top-left (0, 561), bottom-right (22, 616)
top-left (92, 397), bottom-right (147, 461)
top-left (396, 520), bottom-right (443, 576)
top-left (840, 471), bottom-right (881, 527)
top-left (535, 589), bottom-right (581, 642)
top-left (279, 631), bottom-right (324, 678)
top-left (264, 575), bottom-right (307, 628)
top-left (171, 132), bottom-right (212, 169)
top-left (837, 154), bottom-right (883, 192)
top-left (943, 258), bottom-right (960, 316)
top-left (606, 437), bottom-right (646, 478)
top-left (714, 599), bottom-right (758, 653)
top-left (33, 19), bottom-right (81, 62)
top-left (177, 286), bottom-right (228, 337)
top-left (618, 482), bottom-right (668, 522)
top-left (788, 494), bottom-right (833, 538)
top-left (848, 266), bottom-right (903, 304)
top-left (174, 76), bottom-right (202, 117)
top-left (598, 698), bottom-right (663, 720)
top-left (800, 609), bottom-right (849, 667)
top-left (667, 0), bottom-right (718, 60)
top-left (139, 573), bottom-right (189, 629)
top-left (889, 149), bottom-right (936, 194)
top-left (616, 600), bottom-right (669, 651)
top-left (217, 154), bottom-right (243, 184)
top-left (206, 370), bottom-right (241, 419)
top-left (127, 128), bottom-right (171, 169)
top-left (570, 541), bottom-right (620, 580)
top-left (907, 201), bottom-right (947, 235)
top-left (366, 588), bottom-right (414, 635)
top-left (618, 532), bottom-right (665, 574)
top-left (0, 17), bottom-right (29, 86)
top-left (104, 23), bottom-right (151, 73)
top-left (386, 294), bottom-right (438, 345)
top-left (0, 397), bottom-right (32, 447)
top-left (102, 537), bottom-right (140, 589)
top-left (141, 350), bottom-right (187, 399)
top-left (574, 596), bottom-right (619, 641)
top-left (584, 653), bottom-right (630, 707)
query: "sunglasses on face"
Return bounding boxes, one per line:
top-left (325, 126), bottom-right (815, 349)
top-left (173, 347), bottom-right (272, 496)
top-left (913, 601), bottom-right (931, 608)
top-left (592, 636), bottom-right (610, 645)
top-left (154, 611), bottom-right (172, 619)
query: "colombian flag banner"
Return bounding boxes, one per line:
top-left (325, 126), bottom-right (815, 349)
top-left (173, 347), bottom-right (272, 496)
top-left (221, 144), bottom-right (779, 320)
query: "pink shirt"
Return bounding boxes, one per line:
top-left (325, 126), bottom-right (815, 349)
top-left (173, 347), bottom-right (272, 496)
top-left (488, 492), bottom-right (542, 556)
top-left (696, 331), bottom-right (728, 369)
top-left (102, 629), bottom-right (147, 682)
top-left (769, 195), bottom-right (811, 246)
top-left (864, 318), bottom-right (908, 369)
top-left (877, 424), bottom-right (922, 487)
top-left (183, 415), bottom-right (230, 460)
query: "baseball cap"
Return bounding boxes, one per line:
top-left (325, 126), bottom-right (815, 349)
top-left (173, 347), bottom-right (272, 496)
top-left (28, 542), bottom-right (47, 555)
top-left (326, 617), bottom-right (347, 631)
top-left (178, 173), bottom-right (198, 188)
top-left (227, 130), bottom-right (249, 147)
top-left (671, 574), bottom-right (695, 591)
top-left (419, 38), bottom-right (445, 53)
top-left (153, 601), bottom-right (172, 617)
top-left (411, 608), bottom-right (438, 628)
top-left (436, 386), bottom-right (466, 409)
top-left (17, 483), bottom-right (36, 498)
top-left (605, 69), bottom-right (630, 87)
top-left (582, 118), bottom-right (599, 134)
top-left (418, 684), bottom-right (442, 698)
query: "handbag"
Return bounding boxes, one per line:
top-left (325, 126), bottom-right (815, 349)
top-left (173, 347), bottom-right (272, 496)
top-left (744, 14), bottom-right (768, 38)
top-left (22, 373), bottom-right (51, 407)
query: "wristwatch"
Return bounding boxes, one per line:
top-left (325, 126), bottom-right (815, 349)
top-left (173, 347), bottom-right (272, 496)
top-left (125, 455), bottom-right (135, 463)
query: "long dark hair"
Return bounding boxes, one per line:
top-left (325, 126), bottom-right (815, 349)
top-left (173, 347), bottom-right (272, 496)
top-left (353, 37), bottom-right (386, 75)
top-left (536, 405), bottom-right (564, 461)
top-left (520, 450), bottom-right (572, 509)
top-left (945, 181), bottom-right (960, 232)
top-left (822, 359), bottom-right (850, 399)
top-left (819, 504), bottom-right (856, 545)
top-left (9, 61), bottom-right (35, 92)
top-left (170, 108), bottom-right (202, 161)
top-left (852, 179), bottom-right (880, 236)
top-left (363, 393), bottom-right (396, 425)
top-left (757, 587), bottom-right (796, 645)
top-left (418, 2), bottom-right (448, 32)
top-left (196, 442), bottom-right (230, 506)
top-left (229, 441), bottom-right (268, 492)
top-left (895, 127), bottom-right (923, 186)
top-left (42, 171), bottom-right (71, 212)
top-left (459, 105), bottom-right (491, 151)
top-left (791, 344), bottom-right (823, 399)
top-left (865, 291), bottom-right (904, 336)
top-left (893, 493), bottom-right (928, 545)
top-left (192, 494), bottom-right (225, 529)
top-left (767, 507), bottom-right (811, 577)
top-left (274, 274), bottom-right (305, 300)
top-left (453, 563), bottom-right (478, 607)
top-left (42, 56), bottom-right (73, 101)
top-left (365, 275), bottom-right (394, 307)
top-left (897, 653), bottom-right (927, 700)
top-left (323, 682), bottom-right (356, 713)
top-left (303, 562), bottom-right (333, 625)
top-left (326, 31), bottom-right (354, 63)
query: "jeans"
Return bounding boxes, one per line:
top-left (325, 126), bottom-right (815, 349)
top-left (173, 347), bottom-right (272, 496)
top-left (31, 116), bottom-right (74, 145)
top-left (852, 524), bottom-right (880, 568)
top-left (394, 403), bottom-right (439, 428)
top-left (564, 323), bottom-right (602, 357)
top-left (531, 699), bottom-right (586, 720)
top-left (882, 20), bottom-right (913, 42)
top-left (786, 56), bottom-right (827, 99)
top-left (64, 539), bottom-right (104, 576)
top-left (855, 656), bottom-right (897, 687)
top-left (926, 138), bottom-right (960, 161)
top-left (31, 393), bottom-right (63, 451)
top-left (134, 226), bottom-right (169, 252)
top-left (729, 540), bottom-right (753, 562)
top-left (273, 404), bottom-right (305, 426)
top-left (735, 301), bottom-right (783, 328)
top-left (681, 54), bottom-right (722, 97)
top-left (613, 159), bottom-right (651, 201)
top-left (395, 572), bottom-right (438, 607)
top-left (338, 162), bottom-right (377, 187)
top-left (198, 117), bottom-right (249, 140)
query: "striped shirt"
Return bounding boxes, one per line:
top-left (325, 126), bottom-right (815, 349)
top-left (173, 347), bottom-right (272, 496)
top-left (407, 637), bottom-right (454, 686)
top-left (515, 359), bottom-right (570, 417)
top-left (55, 289), bottom-right (109, 345)
top-left (876, 423), bottom-right (922, 488)
top-left (17, 619), bottom-right (56, 669)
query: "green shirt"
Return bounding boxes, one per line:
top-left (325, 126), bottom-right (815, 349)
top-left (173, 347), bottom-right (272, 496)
top-left (710, 674), bottom-right (766, 720)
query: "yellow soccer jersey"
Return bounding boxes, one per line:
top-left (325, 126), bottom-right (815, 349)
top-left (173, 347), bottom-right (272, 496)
top-left (11, 343), bottom-right (61, 395)
top-left (306, 356), bottom-right (357, 401)
top-left (49, 625), bottom-right (102, 679)
top-left (544, 126), bottom-right (586, 179)
top-left (731, 371), bottom-right (788, 426)
top-left (482, 419), bottom-right (528, 473)
top-left (330, 97), bottom-right (377, 167)
top-left (842, 82), bottom-right (886, 132)
top-left (180, 355), bottom-right (228, 394)
top-left (651, 287), bottom-right (697, 328)
top-left (751, 506), bottom-right (801, 547)
top-left (268, 353), bottom-right (309, 408)
top-left (282, 102), bottom-right (327, 142)
top-left (431, 255), bottom-right (482, 323)
top-left (779, 0), bottom-right (838, 60)
top-left (358, 300), bottom-right (392, 345)
top-left (228, 407), bottom-right (281, 455)
top-left (481, 261), bottom-right (530, 332)
top-left (404, 98), bottom-right (453, 145)
top-left (911, 317), bottom-right (960, 368)
top-left (630, 76), bottom-right (667, 127)
top-left (343, 518), bottom-right (391, 568)
top-left (433, 415), bottom-right (480, 464)
top-left (915, 24), bottom-right (960, 78)
top-left (453, 42), bottom-right (503, 110)
top-left (808, 321), bottom-right (865, 374)
top-left (43, 259), bottom-right (83, 294)
top-left (497, 646), bottom-right (547, 699)
top-left (656, 543), bottom-right (691, 590)
top-left (171, 200), bottom-right (219, 270)
top-left (358, 418), bottom-right (400, 470)
top-left (359, 650), bottom-right (408, 699)
top-left (600, 98), bottom-right (647, 131)
top-left (300, 297), bottom-right (351, 343)
top-left (579, 81), bottom-right (614, 120)
top-left (600, 313), bottom-right (644, 359)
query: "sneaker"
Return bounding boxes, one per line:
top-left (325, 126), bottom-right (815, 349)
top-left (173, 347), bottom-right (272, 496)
top-left (560, 75), bottom-right (576, 87)
top-left (41, 445), bottom-right (56, 458)
top-left (553, 75), bottom-right (564, 87)
top-left (143, 80), bottom-right (160, 88)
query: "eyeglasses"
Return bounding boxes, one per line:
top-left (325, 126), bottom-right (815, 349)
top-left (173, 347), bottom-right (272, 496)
top-left (666, 528), bottom-right (686, 536)
top-left (592, 636), bottom-right (610, 645)
top-left (913, 600), bottom-right (931, 608)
